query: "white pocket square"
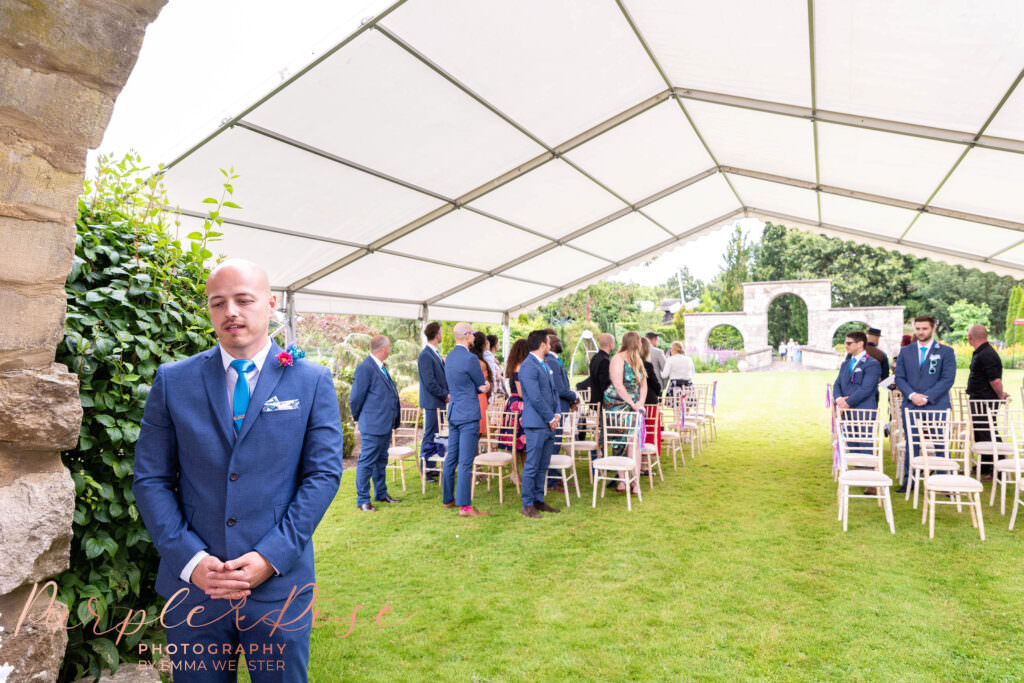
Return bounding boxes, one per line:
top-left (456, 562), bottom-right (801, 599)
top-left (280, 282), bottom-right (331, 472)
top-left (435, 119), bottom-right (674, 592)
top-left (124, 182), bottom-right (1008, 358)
top-left (263, 396), bottom-right (300, 412)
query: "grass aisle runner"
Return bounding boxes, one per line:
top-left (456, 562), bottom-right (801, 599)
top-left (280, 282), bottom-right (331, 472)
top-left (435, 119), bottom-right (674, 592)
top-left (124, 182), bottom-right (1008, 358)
top-left (300, 370), bottom-right (1024, 681)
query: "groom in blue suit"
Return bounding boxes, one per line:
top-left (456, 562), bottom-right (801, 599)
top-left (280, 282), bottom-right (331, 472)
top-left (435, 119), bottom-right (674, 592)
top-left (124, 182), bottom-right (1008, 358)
top-left (350, 335), bottom-right (402, 511)
top-left (417, 321), bottom-right (448, 480)
top-left (519, 330), bottom-right (561, 518)
top-left (894, 315), bottom-right (957, 491)
top-left (134, 260), bottom-right (343, 680)
top-left (833, 330), bottom-right (882, 412)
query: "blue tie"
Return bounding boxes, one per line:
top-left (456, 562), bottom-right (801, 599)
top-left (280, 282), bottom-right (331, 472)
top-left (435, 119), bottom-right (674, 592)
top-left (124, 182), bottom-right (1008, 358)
top-left (230, 359), bottom-right (255, 435)
top-left (919, 345), bottom-right (928, 366)
top-left (381, 362), bottom-right (394, 386)
top-left (848, 357), bottom-right (857, 374)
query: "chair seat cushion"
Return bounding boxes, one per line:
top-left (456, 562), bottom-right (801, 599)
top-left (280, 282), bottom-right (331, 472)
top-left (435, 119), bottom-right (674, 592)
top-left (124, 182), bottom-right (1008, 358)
top-left (592, 456), bottom-right (635, 471)
top-left (838, 470), bottom-right (892, 486)
top-left (475, 452), bottom-right (513, 466)
top-left (994, 458), bottom-right (1024, 472)
top-left (549, 454), bottom-right (573, 468)
top-left (972, 441), bottom-right (1016, 456)
top-left (388, 446), bottom-right (414, 458)
top-left (910, 456), bottom-right (960, 469)
top-left (924, 474), bottom-right (983, 492)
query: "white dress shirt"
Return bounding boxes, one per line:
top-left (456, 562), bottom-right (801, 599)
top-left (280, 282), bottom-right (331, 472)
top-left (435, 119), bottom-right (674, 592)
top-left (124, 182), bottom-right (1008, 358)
top-left (180, 338), bottom-right (274, 584)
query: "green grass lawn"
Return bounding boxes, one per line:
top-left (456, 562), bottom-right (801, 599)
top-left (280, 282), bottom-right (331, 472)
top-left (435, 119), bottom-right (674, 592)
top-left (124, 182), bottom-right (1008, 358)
top-left (302, 370), bottom-right (1024, 681)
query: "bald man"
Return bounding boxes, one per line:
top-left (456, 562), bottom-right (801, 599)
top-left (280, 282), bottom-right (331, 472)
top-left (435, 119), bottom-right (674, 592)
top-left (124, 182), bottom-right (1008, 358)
top-left (589, 333), bottom-right (614, 404)
top-left (134, 259), bottom-right (344, 679)
top-left (967, 324), bottom-right (1008, 447)
top-left (442, 322), bottom-right (490, 516)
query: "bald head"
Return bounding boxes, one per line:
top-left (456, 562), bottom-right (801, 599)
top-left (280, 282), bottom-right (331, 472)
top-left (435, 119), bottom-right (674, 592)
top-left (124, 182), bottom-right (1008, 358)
top-left (370, 334), bottom-right (391, 360)
top-left (453, 322), bottom-right (475, 348)
top-left (967, 324), bottom-right (989, 348)
top-left (598, 333), bottom-right (614, 352)
top-left (206, 259), bottom-right (275, 359)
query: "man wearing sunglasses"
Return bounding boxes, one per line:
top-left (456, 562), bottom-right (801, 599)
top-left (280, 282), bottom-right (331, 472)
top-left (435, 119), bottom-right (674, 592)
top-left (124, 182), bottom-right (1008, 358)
top-left (442, 322), bottom-right (490, 517)
top-left (834, 330), bottom-right (882, 413)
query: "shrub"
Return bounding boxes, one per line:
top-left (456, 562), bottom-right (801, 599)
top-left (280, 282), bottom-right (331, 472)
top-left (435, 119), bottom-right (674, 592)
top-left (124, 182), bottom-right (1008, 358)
top-left (55, 155), bottom-right (231, 680)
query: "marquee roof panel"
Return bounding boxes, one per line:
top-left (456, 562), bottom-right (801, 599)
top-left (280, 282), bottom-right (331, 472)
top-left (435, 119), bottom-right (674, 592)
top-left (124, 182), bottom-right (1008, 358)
top-left (161, 0), bottom-right (1024, 324)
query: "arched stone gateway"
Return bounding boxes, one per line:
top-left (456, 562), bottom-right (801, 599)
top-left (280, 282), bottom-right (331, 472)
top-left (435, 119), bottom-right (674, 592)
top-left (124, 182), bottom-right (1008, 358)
top-left (685, 280), bottom-right (903, 370)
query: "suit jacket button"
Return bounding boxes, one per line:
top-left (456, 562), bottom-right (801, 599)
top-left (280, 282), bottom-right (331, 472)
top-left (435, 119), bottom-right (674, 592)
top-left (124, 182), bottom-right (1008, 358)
top-left (226, 518), bottom-right (236, 527)
top-left (230, 472), bottom-right (239, 481)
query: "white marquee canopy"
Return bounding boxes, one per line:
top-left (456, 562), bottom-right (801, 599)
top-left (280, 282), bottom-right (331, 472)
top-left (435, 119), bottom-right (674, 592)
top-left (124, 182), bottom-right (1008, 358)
top-left (161, 0), bottom-right (1024, 326)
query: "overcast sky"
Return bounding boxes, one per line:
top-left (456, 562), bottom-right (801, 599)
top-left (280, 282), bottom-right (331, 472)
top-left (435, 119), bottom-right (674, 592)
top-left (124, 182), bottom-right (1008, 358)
top-left (94, 0), bottom-right (761, 287)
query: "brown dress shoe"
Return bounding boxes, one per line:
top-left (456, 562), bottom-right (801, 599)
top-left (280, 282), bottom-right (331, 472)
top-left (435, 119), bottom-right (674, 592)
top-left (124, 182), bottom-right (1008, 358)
top-left (458, 506), bottom-right (489, 517)
top-left (443, 501), bottom-right (457, 508)
top-left (535, 501), bottom-right (561, 513)
top-left (520, 505), bottom-right (542, 519)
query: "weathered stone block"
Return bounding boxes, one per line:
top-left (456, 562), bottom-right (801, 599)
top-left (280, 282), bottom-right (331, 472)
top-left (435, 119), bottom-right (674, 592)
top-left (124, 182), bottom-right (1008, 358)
top-left (0, 216), bottom-right (75, 286)
top-left (73, 664), bottom-right (163, 683)
top-left (0, 287), bottom-right (66, 370)
top-left (0, 0), bottom-right (163, 97)
top-left (0, 446), bottom-right (65, 487)
top-left (0, 469), bottom-right (75, 595)
top-left (0, 584), bottom-right (69, 683)
top-left (0, 139), bottom-right (83, 219)
top-left (0, 60), bottom-right (114, 147)
top-left (0, 364), bottom-right (81, 449)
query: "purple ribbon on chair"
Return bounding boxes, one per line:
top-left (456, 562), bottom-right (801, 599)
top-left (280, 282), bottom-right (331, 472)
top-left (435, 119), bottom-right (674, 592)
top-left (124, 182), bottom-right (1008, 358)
top-left (636, 408), bottom-right (646, 446)
top-left (712, 381), bottom-right (717, 408)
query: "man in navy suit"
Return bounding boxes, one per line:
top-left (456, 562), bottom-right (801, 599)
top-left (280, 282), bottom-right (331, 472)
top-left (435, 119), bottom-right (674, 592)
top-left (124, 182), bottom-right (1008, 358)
top-left (442, 322), bottom-right (489, 517)
top-left (833, 330), bottom-right (882, 412)
top-left (417, 321), bottom-right (448, 481)
top-left (350, 335), bottom-right (402, 511)
top-left (519, 330), bottom-right (562, 518)
top-left (134, 259), bottom-right (343, 680)
top-left (543, 330), bottom-right (577, 489)
top-left (894, 315), bottom-right (957, 492)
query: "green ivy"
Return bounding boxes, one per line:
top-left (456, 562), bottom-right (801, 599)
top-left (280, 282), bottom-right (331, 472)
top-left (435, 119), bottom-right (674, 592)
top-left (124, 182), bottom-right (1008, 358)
top-left (56, 154), bottom-right (235, 681)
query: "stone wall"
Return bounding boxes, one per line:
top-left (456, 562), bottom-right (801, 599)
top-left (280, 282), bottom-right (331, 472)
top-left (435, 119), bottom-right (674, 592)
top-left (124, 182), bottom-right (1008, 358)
top-left (0, 1), bottom-right (165, 680)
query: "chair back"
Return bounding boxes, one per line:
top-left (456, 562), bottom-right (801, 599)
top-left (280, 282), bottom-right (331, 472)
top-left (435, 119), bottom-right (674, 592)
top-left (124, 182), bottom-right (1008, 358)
top-left (578, 387), bottom-right (591, 403)
top-left (836, 418), bottom-right (883, 471)
top-left (556, 411), bottom-right (577, 449)
top-left (602, 409), bottom-right (640, 457)
top-left (906, 409), bottom-right (953, 476)
top-left (967, 398), bottom-right (1009, 444)
top-left (435, 408), bottom-right (449, 436)
top-left (643, 404), bottom-right (661, 436)
top-left (998, 409), bottom-right (1024, 474)
top-left (951, 387), bottom-right (969, 421)
top-left (482, 410), bottom-right (519, 452)
top-left (393, 406), bottom-right (421, 445)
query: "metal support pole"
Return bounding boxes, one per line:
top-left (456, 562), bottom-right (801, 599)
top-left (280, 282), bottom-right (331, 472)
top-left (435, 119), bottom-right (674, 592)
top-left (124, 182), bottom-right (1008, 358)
top-left (501, 312), bottom-right (511, 361)
top-left (285, 291), bottom-right (296, 348)
top-left (419, 304), bottom-right (429, 347)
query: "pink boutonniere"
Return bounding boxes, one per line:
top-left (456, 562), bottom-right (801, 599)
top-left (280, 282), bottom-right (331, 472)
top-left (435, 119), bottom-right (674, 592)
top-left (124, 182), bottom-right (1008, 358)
top-left (276, 351), bottom-right (294, 367)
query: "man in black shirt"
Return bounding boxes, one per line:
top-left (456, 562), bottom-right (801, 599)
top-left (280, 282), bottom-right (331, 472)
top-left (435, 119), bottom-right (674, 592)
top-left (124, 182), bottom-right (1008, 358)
top-left (865, 328), bottom-right (891, 381)
top-left (588, 333), bottom-right (614, 404)
top-left (966, 324), bottom-right (1008, 445)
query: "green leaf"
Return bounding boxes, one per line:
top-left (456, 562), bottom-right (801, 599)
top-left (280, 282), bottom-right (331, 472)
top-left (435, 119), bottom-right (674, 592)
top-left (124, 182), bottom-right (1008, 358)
top-left (201, 197), bottom-right (218, 204)
top-left (84, 537), bottom-right (105, 559)
top-left (94, 414), bottom-right (115, 427)
top-left (88, 637), bottom-right (120, 672)
top-left (222, 201), bottom-right (241, 209)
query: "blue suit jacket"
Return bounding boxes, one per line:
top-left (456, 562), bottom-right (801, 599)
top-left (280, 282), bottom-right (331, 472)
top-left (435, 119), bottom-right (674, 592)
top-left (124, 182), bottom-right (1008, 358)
top-left (894, 341), bottom-right (956, 410)
top-left (833, 353), bottom-right (881, 410)
top-left (133, 342), bottom-right (343, 603)
top-left (444, 345), bottom-right (485, 426)
top-left (520, 353), bottom-right (559, 429)
top-left (417, 345), bottom-right (448, 410)
top-left (349, 355), bottom-right (401, 435)
top-left (545, 352), bottom-right (578, 413)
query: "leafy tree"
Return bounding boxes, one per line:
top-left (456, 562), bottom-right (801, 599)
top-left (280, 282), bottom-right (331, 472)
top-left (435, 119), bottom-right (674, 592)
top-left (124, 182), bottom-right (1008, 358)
top-left (947, 299), bottom-right (991, 344)
top-left (661, 266), bottom-right (704, 303)
top-left (708, 225), bottom-right (756, 312)
top-left (1007, 285), bottom-right (1023, 345)
top-left (708, 324), bottom-right (743, 349)
top-left (767, 294), bottom-right (808, 346)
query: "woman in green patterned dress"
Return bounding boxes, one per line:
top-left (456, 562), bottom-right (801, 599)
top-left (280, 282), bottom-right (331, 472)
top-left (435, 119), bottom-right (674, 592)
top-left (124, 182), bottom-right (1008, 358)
top-left (602, 331), bottom-right (647, 493)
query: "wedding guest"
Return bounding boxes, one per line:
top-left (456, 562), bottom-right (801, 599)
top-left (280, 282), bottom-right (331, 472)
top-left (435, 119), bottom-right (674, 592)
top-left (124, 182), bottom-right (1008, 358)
top-left (833, 331), bottom-right (881, 412)
top-left (417, 321), bottom-right (447, 482)
top-left (966, 324), bottom-right (1008, 446)
top-left (350, 335), bottom-right (402, 511)
top-left (543, 330), bottom-right (577, 491)
top-left (484, 334), bottom-right (503, 395)
top-left (472, 332), bottom-right (494, 436)
top-left (499, 339), bottom-right (530, 481)
top-left (893, 334), bottom-right (913, 371)
top-left (442, 322), bottom-right (490, 517)
top-left (662, 341), bottom-right (695, 394)
top-left (779, 340), bottom-right (787, 362)
top-left (645, 332), bottom-right (666, 394)
top-left (893, 316), bottom-right (956, 493)
top-left (602, 331), bottom-right (646, 494)
top-left (863, 327), bottom-right (889, 406)
top-left (519, 330), bottom-right (561, 518)
top-left (589, 333), bottom-right (614, 404)
top-left (134, 259), bottom-right (343, 675)
top-left (640, 337), bottom-right (662, 405)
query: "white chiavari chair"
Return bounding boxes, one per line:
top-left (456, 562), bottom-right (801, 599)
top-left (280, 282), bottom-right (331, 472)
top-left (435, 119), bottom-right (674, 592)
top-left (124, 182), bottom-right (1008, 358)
top-left (967, 398), bottom-right (1013, 479)
top-left (835, 411), bottom-right (894, 533)
top-left (986, 406), bottom-right (1024, 518)
top-left (695, 382), bottom-right (718, 440)
top-left (420, 408), bottom-right (449, 494)
top-left (573, 402), bottom-right (601, 481)
top-left (639, 404), bottom-right (664, 488)
top-left (658, 394), bottom-right (685, 468)
top-left (592, 410), bottom-right (642, 511)
top-left (546, 412), bottom-right (582, 506)
top-left (387, 407), bottom-right (420, 491)
top-left (907, 410), bottom-right (985, 540)
top-left (471, 410), bottom-right (520, 505)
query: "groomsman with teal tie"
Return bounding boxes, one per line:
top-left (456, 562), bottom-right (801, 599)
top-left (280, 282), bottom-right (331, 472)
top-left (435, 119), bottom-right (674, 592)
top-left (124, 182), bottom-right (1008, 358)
top-left (833, 330), bottom-right (882, 412)
top-left (350, 335), bottom-right (402, 511)
top-left (894, 315), bottom-right (957, 492)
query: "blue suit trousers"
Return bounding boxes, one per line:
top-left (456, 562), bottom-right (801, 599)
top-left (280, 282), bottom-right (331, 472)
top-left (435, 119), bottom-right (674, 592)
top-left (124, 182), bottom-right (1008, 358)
top-left (420, 408), bottom-right (445, 467)
top-left (164, 589), bottom-right (313, 682)
top-left (523, 427), bottom-right (555, 507)
top-left (355, 432), bottom-right (390, 505)
top-left (443, 420), bottom-right (479, 507)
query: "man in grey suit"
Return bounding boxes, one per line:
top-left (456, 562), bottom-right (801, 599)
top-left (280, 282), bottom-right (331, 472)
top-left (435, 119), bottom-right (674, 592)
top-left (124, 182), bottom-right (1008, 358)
top-left (645, 332), bottom-right (666, 395)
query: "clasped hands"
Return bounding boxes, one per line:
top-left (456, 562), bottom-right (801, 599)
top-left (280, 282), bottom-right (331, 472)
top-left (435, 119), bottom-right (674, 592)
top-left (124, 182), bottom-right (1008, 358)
top-left (191, 551), bottom-right (275, 600)
top-left (908, 392), bottom-right (929, 407)
top-left (548, 414), bottom-right (560, 431)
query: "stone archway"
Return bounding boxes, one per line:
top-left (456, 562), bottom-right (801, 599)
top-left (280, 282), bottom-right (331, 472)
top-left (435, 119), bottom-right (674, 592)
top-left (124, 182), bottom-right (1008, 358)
top-left (0, 3), bottom-right (167, 680)
top-left (684, 280), bottom-right (904, 370)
